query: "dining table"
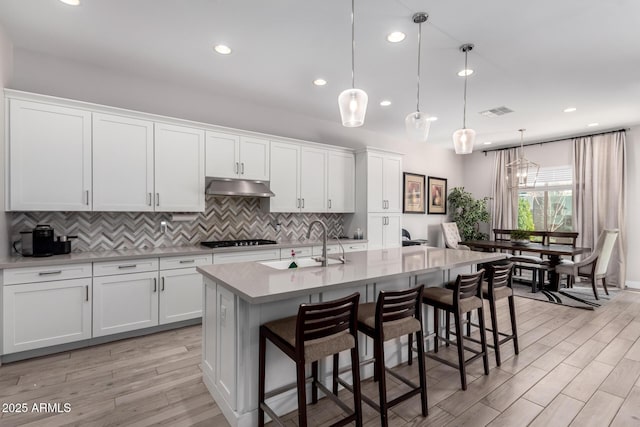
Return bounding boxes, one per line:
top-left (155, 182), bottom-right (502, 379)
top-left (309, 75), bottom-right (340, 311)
top-left (461, 240), bottom-right (591, 291)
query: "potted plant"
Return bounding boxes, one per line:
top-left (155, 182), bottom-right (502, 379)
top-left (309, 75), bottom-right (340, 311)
top-left (510, 229), bottom-right (531, 245)
top-left (448, 187), bottom-right (490, 241)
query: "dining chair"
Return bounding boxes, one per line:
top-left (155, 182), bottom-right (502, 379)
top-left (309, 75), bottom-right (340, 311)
top-left (442, 222), bottom-right (470, 250)
top-left (555, 229), bottom-right (619, 300)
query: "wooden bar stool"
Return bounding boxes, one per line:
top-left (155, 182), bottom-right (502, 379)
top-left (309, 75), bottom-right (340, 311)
top-left (258, 293), bottom-right (363, 427)
top-left (422, 270), bottom-right (489, 390)
top-left (483, 262), bottom-right (519, 366)
top-left (337, 286), bottom-right (427, 427)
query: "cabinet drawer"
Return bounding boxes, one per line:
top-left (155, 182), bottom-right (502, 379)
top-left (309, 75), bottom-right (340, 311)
top-left (213, 249), bottom-right (280, 265)
top-left (4, 263), bottom-right (92, 285)
top-left (313, 245), bottom-right (340, 256)
top-left (93, 258), bottom-right (159, 277)
top-left (280, 246), bottom-right (313, 259)
top-left (160, 254), bottom-right (213, 270)
top-left (345, 243), bottom-right (367, 253)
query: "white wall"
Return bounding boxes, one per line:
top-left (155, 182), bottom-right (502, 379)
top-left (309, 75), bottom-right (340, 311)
top-left (10, 48), bottom-right (462, 245)
top-left (0, 26), bottom-right (13, 257)
top-left (623, 125), bottom-right (640, 288)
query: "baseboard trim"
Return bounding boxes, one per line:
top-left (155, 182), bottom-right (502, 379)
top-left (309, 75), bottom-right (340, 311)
top-left (626, 280), bottom-right (640, 290)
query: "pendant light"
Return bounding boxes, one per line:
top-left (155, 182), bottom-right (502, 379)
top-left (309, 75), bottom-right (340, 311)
top-left (452, 43), bottom-right (476, 154)
top-left (506, 129), bottom-right (540, 188)
top-left (338, 0), bottom-right (368, 127)
top-left (405, 12), bottom-right (431, 142)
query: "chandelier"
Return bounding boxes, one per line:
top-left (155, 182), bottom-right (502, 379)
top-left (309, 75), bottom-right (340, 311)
top-left (506, 129), bottom-right (539, 188)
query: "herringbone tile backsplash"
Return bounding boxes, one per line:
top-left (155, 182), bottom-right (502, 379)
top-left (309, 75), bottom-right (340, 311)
top-left (10, 196), bottom-right (344, 252)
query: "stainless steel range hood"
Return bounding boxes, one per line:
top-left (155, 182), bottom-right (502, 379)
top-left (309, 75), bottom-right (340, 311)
top-left (205, 178), bottom-right (275, 197)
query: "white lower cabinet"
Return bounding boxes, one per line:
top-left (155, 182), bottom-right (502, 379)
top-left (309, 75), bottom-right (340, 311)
top-left (367, 213), bottom-right (402, 250)
top-left (159, 254), bottom-right (212, 324)
top-left (92, 271), bottom-right (160, 337)
top-left (3, 278), bottom-right (92, 354)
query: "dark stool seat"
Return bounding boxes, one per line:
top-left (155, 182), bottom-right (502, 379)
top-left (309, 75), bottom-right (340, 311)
top-left (259, 293), bottom-right (363, 427)
top-left (422, 269), bottom-right (489, 390)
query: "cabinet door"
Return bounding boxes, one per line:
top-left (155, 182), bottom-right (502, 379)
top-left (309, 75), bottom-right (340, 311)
top-left (93, 113), bottom-right (154, 211)
top-left (367, 153), bottom-right (385, 212)
top-left (269, 141), bottom-right (300, 212)
top-left (367, 214), bottom-right (385, 250)
top-left (239, 137), bottom-right (270, 181)
top-left (159, 268), bottom-right (203, 324)
top-left (300, 147), bottom-right (327, 212)
top-left (93, 271), bottom-right (159, 337)
top-left (154, 123), bottom-right (205, 212)
top-left (3, 278), bottom-right (92, 354)
top-left (383, 156), bottom-right (402, 213)
top-left (327, 151), bottom-right (355, 213)
top-left (205, 131), bottom-right (239, 179)
top-left (384, 214), bottom-right (402, 248)
top-left (8, 99), bottom-right (92, 211)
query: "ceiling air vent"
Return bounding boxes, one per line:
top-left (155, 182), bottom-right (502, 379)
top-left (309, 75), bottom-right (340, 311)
top-left (479, 106), bottom-right (514, 117)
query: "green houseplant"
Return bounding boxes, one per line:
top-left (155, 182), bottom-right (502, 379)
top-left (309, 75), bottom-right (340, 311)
top-left (510, 229), bottom-right (531, 245)
top-left (448, 187), bottom-right (490, 241)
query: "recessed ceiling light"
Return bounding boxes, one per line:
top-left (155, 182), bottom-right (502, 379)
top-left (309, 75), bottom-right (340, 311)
top-left (564, 107), bottom-right (577, 113)
top-left (386, 32), bottom-right (406, 43)
top-left (59, 0), bottom-right (80, 5)
top-left (426, 116), bottom-right (438, 121)
top-left (379, 100), bottom-right (392, 107)
top-left (587, 122), bottom-right (599, 127)
top-left (457, 69), bottom-right (474, 77)
top-left (213, 44), bottom-right (232, 55)
top-left (313, 78), bottom-right (327, 86)
top-left (483, 141), bottom-right (492, 145)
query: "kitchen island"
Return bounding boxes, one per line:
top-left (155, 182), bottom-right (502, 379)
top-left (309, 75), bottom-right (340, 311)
top-left (197, 246), bottom-right (505, 427)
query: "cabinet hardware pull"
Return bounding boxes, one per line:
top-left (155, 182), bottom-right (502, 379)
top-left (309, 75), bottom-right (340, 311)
top-left (235, 162), bottom-right (239, 174)
top-left (302, 198), bottom-right (305, 208)
top-left (328, 199), bottom-right (332, 209)
top-left (297, 198), bottom-right (300, 208)
top-left (118, 264), bottom-right (137, 269)
top-left (147, 192), bottom-right (152, 206)
top-left (156, 193), bottom-right (160, 206)
top-left (161, 277), bottom-right (165, 291)
top-left (85, 285), bottom-right (89, 302)
top-left (153, 278), bottom-right (157, 292)
top-left (179, 259), bottom-right (195, 264)
top-left (85, 190), bottom-right (90, 205)
top-left (39, 270), bottom-right (62, 276)
top-left (241, 163), bottom-right (245, 174)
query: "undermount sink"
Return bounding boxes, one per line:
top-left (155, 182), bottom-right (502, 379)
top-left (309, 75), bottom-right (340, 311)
top-left (259, 257), bottom-right (342, 270)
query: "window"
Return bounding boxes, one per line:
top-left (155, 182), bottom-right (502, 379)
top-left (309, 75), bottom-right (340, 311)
top-left (518, 166), bottom-right (572, 231)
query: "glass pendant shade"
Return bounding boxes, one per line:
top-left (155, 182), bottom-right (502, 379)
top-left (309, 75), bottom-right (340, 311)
top-left (338, 88), bottom-right (368, 127)
top-left (405, 111), bottom-right (431, 142)
top-left (452, 128), bottom-right (476, 154)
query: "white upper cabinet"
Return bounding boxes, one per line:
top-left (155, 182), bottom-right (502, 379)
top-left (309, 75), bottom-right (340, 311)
top-left (270, 141), bottom-right (338, 213)
top-left (93, 113), bottom-right (155, 211)
top-left (269, 141), bottom-right (301, 212)
top-left (367, 151), bottom-right (402, 213)
top-left (327, 151), bottom-right (355, 213)
top-left (8, 99), bottom-right (92, 211)
top-left (299, 147), bottom-right (327, 212)
top-left (206, 132), bottom-right (269, 181)
top-left (154, 123), bottom-right (205, 212)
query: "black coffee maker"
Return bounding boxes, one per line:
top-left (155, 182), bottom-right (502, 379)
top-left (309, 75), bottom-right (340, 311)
top-left (32, 224), bottom-right (55, 257)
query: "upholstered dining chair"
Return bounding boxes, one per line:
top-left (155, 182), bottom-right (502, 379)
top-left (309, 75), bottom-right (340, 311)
top-left (555, 229), bottom-right (619, 300)
top-left (441, 222), bottom-right (470, 250)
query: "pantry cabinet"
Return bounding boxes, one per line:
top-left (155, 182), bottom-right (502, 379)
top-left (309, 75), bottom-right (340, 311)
top-left (366, 213), bottom-right (402, 250)
top-left (205, 132), bottom-right (269, 181)
top-left (327, 151), bottom-right (355, 212)
top-left (8, 99), bottom-right (92, 211)
top-left (367, 151), bottom-right (402, 213)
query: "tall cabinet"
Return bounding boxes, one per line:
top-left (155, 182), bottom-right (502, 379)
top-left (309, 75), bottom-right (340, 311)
top-left (345, 148), bottom-right (403, 249)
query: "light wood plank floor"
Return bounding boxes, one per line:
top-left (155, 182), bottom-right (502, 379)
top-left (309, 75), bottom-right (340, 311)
top-left (2, 290), bottom-right (640, 426)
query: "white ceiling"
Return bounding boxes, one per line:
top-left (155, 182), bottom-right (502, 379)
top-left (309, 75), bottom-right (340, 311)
top-left (1, 0), bottom-right (639, 149)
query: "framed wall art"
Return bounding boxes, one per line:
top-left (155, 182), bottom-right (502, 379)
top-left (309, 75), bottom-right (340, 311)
top-left (427, 176), bottom-right (447, 214)
top-left (403, 172), bottom-right (426, 214)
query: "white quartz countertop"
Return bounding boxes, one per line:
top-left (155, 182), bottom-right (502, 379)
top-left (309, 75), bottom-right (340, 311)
top-left (197, 246), bottom-right (505, 304)
top-left (0, 239), bottom-right (366, 269)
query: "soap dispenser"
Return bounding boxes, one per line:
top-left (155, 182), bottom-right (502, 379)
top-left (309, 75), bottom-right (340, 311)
top-left (288, 249), bottom-right (298, 269)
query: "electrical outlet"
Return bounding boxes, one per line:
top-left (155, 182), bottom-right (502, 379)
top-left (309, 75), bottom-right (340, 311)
top-left (160, 221), bottom-right (167, 234)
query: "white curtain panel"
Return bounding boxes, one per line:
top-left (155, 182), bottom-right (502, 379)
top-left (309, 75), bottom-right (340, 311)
top-left (573, 131), bottom-right (627, 288)
top-left (491, 148), bottom-right (519, 235)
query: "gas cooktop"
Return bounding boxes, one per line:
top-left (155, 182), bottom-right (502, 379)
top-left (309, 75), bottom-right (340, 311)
top-left (200, 239), bottom-right (278, 248)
